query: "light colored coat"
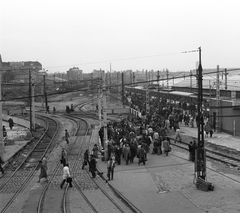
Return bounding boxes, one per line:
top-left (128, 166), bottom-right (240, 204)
top-left (62, 166), bottom-right (70, 179)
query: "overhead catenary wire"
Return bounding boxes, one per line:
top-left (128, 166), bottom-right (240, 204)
top-left (1, 67), bottom-right (240, 103)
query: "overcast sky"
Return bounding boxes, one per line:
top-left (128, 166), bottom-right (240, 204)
top-left (1, 0), bottom-right (240, 74)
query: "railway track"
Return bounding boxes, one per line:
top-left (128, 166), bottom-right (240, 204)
top-left (37, 114), bottom-right (81, 213)
top-left (35, 98), bottom-right (141, 213)
top-left (62, 114), bottom-right (140, 213)
top-left (169, 136), bottom-right (240, 168)
top-left (0, 115), bottom-right (59, 213)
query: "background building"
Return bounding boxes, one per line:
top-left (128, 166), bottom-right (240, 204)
top-left (67, 67), bottom-right (83, 81)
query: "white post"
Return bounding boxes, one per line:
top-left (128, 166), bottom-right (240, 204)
top-left (0, 72), bottom-right (4, 158)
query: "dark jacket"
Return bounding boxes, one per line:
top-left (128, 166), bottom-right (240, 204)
top-left (89, 158), bottom-right (96, 172)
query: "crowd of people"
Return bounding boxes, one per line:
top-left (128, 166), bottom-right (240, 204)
top-left (36, 94), bottom-right (214, 188)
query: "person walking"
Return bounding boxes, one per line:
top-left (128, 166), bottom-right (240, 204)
top-left (37, 160), bottom-right (48, 183)
top-left (89, 155), bottom-right (97, 178)
top-left (107, 157), bottom-right (116, 181)
top-left (191, 141), bottom-right (197, 162)
top-left (175, 126), bottom-right (182, 143)
top-left (188, 141), bottom-right (193, 161)
top-left (42, 156), bottom-right (48, 173)
top-left (8, 118), bottom-right (14, 130)
top-left (138, 145), bottom-right (146, 165)
top-left (0, 155), bottom-right (4, 175)
top-left (205, 122), bottom-right (210, 138)
top-left (3, 125), bottom-right (7, 138)
top-left (61, 148), bottom-right (67, 166)
top-left (115, 144), bottom-right (122, 165)
top-left (162, 137), bottom-right (171, 156)
top-left (65, 129), bottom-right (70, 144)
top-left (82, 149), bottom-right (89, 170)
top-left (123, 143), bottom-right (131, 165)
top-left (60, 163), bottom-right (72, 188)
top-left (45, 105), bottom-right (50, 114)
top-left (92, 144), bottom-right (99, 159)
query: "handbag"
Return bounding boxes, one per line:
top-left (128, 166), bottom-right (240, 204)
top-left (67, 177), bottom-right (72, 183)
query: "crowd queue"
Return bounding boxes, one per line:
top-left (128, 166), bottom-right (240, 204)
top-left (42, 97), bottom-right (214, 188)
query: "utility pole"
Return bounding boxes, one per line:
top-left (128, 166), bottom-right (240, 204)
top-left (54, 73), bottom-right (56, 92)
top-left (152, 69), bottom-right (154, 82)
top-left (29, 69), bottom-right (32, 133)
top-left (195, 47), bottom-right (207, 182)
top-left (102, 71), bottom-right (108, 161)
top-left (148, 71), bottom-right (151, 84)
top-left (117, 72), bottom-right (121, 106)
top-left (216, 65), bottom-right (220, 132)
top-left (224, 68), bottom-right (228, 90)
top-left (162, 70), bottom-right (164, 87)
top-left (121, 72), bottom-right (125, 106)
top-left (0, 69), bottom-right (4, 159)
top-left (190, 70), bottom-right (193, 115)
top-left (110, 63), bottom-right (112, 87)
top-left (157, 70), bottom-right (160, 113)
top-left (32, 71), bottom-right (36, 130)
top-left (146, 70), bottom-right (150, 115)
top-left (98, 70), bottom-right (102, 127)
top-left (133, 71), bottom-right (135, 94)
top-left (62, 73), bottom-right (64, 101)
top-left (43, 73), bottom-right (46, 108)
top-left (91, 73), bottom-right (94, 101)
top-left (166, 69), bottom-right (169, 89)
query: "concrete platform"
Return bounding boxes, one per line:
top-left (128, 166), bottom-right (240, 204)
top-left (88, 129), bottom-right (204, 213)
top-left (178, 123), bottom-right (240, 152)
top-left (88, 126), bottom-right (240, 213)
top-left (2, 121), bottom-right (31, 167)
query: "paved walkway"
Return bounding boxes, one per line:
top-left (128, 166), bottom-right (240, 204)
top-left (90, 125), bottom-right (240, 213)
top-left (3, 101), bottom-right (240, 212)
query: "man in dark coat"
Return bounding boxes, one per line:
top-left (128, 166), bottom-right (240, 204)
top-left (0, 155), bottom-right (4, 175)
top-left (89, 155), bottom-right (97, 178)
top-left (8, 118), bottom-right (14, 130)
top-left (191, 141), bottom-right (197, 162)
top-left (115, 145), bottom-right (122, 165)
top-left (138, 145), bottom-right (146, 165)
top-left (188, 141), bottom-right (193, 161)
top-left (82, 149), bottom-right (89, 170)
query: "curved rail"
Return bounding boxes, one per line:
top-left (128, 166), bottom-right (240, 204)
top-left (0, 116), bottom-right (59, 213)
top-left (37, 115), bottom-right (80, 213)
